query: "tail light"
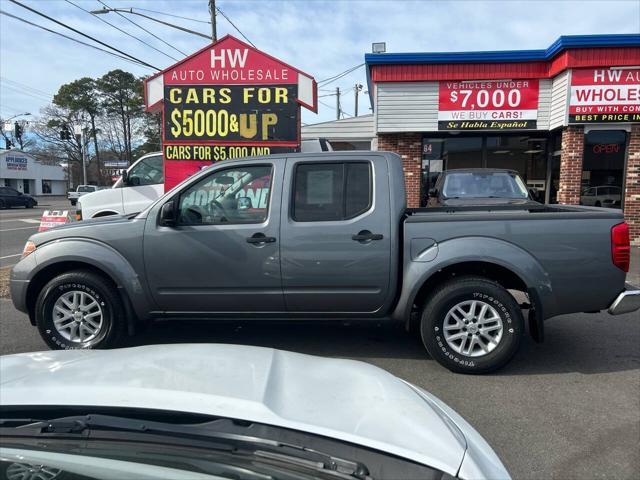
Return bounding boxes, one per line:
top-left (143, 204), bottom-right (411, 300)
top-left (611, 222), bottom-right (630, 272)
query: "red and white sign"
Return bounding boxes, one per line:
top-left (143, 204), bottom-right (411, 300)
top-left (438, 80), bottom-right (539, 130)
top-left (569, 68), bottom-right (640, 123)
top-left (38, 210), bottom-right (69, 232)
top-left (143, 35), bottom-right (317, 192)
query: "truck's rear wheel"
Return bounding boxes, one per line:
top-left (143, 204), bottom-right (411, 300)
top-left (420, 276), bottom-right (524, 374)
top-left (35, 270), bottom-right (125, 350)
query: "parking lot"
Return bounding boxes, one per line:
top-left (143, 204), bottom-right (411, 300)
top-left (0, 196), bottom-right (69, 268)
top-left (1, 280), bottom-right (639, 479)
top-left (0, 200), bottom-right (638, 479)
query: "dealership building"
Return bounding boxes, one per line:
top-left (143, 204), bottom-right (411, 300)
top-left (359, 34), bottom-right (640, 243)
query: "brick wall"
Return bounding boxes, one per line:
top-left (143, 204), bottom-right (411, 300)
top-left (557, 126), bottom-right (585, 204)
top-left (625, 125), bottom-right (640, 245)
top-left (378, 133), bottom-right (422, 207)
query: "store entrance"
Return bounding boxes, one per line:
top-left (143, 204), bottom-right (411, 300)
top-left (422, 134), bottom-right (549, 206)
top-left (580, 130), bottom-right (627, 209)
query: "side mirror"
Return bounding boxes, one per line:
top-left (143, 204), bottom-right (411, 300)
top-left (121, 169), bottom-right (129, 185)
top-left (159, 201), bottom-right (176, 227)
top-left (237, 196), bottom-right (251, 210)
top-left (429, 188), bottom-right (438, 197)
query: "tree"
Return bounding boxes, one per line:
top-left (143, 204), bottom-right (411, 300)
top-left (96, 70), bottom-right (144, 164)
top-left (53, 77), bottom-right (101, 170)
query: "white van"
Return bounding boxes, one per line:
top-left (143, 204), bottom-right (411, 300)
top-left (76, 141), bottom-right (333, 220)
top-left (76, 152), bottom-right (164, 220)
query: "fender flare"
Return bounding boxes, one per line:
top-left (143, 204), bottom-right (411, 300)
top-left (392, 236), bottom-right (556, 324)
top-left (30, 238), bottom-right (153, 329)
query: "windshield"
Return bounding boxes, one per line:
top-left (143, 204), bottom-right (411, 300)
top-left (442, 171), bottom-right (529, 199)
top-left (0, 410), bottom-right (444, 480)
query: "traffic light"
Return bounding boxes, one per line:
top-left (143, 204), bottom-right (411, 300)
top-left (14, 122), bottom-right (23, 140)
top-left (59, 125), bottom-right (72, 140)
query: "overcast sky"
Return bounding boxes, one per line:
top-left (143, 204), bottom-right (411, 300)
top-left (1, 0), bottom-right (639, 126)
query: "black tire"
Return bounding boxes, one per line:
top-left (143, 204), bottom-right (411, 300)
top-left (70, 200), bottom-right (77, 206)
top-left (595, 201), bottom-right (601, 207)
top-left (26, 200), bottom-right (35, 208)
top-left (0, 199), bottom-right (5, 209)
top-left (420, 276), bottom-right (524, 374)
top-left (35, 270), bottom-right (125, 350)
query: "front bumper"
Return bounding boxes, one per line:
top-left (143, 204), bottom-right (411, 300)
top-left (608, 284), bottom-right (640, 315)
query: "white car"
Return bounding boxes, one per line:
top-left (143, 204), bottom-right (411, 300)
top-left (0, 344), bottom-right (510, 480)
top-left (67, 185), bottom-right (100, 206)
top-left (580, 185), bottom-right (622, 208)
top-left (76, 152), bottom-right (164, 220)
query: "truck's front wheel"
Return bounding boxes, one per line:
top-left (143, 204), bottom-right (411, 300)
top-left (420, 276), bottom-right (524, 374)
top-left (35, 271), bottom-right (125, 350)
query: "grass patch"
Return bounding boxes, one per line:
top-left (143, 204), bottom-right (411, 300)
top-left (0, 266), bottom-right (11, 299)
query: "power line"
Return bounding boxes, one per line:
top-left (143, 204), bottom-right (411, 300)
top-left (0, 10), bottom-right (155, 70)
top-left (1, 77), bottom-right (53, 98)
top-left (64, 0), bottom-right (179, 62)
top-left (134, 7), bottom-right (212, 25)
top-left (318, 63), bottom-right (365, 86)
top-left (7, 0), bottom-right (159, 70)
top-left (318, 99), bottom-right (334, 110)
top-left (215, 7), bottom-right (255, 48)
top-left (97, 0), bottom-right (187, 57)
top-left (2, 83), bottom-right (52, 102)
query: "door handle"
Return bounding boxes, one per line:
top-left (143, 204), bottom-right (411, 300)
top-left (352, 231), bottom-right (383, 241)
top-left (246, 233), bottom-right (276, 244)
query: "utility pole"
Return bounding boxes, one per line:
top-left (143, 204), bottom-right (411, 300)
top-left (354, 83), bottom-right (363, 117)
top-left (336, 87), bottom-right (341, 120)
top-left (209, 0), bottom-right (217, 42)
top-left (74, 124), bottom-right (87, 185)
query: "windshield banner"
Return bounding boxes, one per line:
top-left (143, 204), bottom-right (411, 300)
top-left (438, 79), bottom-right (539, 130)
top-left (569, 68), bottom-right (640, 123)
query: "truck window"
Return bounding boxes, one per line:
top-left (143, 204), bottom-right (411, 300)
top-left (128, 155), bottom-right (164, 186)
top-left (177, 165), bottom-right (272, 225)
top-left (292, 162), bottom-right (372, 222)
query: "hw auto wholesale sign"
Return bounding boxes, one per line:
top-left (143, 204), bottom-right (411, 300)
top-left (144, 35), bottom-right (317, 190)
top-left (569, 68), bottom-right (640, 124)
top-left (438, 80), bottom-right (539, 130)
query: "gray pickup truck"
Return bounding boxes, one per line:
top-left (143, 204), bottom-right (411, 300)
top-left (10, 152), bottom-right (640, 373)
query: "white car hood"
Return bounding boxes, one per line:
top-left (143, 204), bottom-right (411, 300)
top-left (2, 344), bottom-right (480, 476)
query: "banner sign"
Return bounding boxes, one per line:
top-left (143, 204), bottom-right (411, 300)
top-left (569, 68), bottom-right (640, 123)
top-left (438, 80), bottom-right (539, 130)
top-left (39, 210), bottom-right (69, 232)
top-left (164, 85), bottom-right (298, 142)
top-left (144, 35), bottom-right (317, 191)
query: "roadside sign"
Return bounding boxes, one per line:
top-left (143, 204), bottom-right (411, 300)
top-left (143, 35), bottom-right (317, 191)
top-left (38, 210), bottom-right (70, 232)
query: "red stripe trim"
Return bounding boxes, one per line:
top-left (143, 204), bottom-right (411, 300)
top-left (370, 47), bottom-right (640, 82)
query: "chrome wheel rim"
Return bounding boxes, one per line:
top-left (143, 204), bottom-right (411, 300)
top-left (52, 290), bottom-right (104, 343)
top-left (443, 300), bottom-right (503, 357)
top-left (6, 463), bottom-right (62, 480)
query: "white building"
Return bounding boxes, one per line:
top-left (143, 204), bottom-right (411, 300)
top-left (0, 150), bottom-right (66, 195)
top-left (302, 114), bottom-right (375, 150)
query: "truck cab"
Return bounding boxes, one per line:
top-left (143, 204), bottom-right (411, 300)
top-left (76, 152), bottom-right (163, 219)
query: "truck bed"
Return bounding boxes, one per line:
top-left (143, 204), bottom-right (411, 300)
top-left (402, 203), bottom-right (626, 319)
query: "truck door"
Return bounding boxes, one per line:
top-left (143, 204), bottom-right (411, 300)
top-left (143, 161), bottom-right (284, 313)
top-left (122, 154), bottom-right (165, 214)
top-left (280, 156), bottom-right (391, 313)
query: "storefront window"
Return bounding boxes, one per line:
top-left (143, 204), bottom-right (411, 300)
top-left (421, 134), bottom-right (549, 206)
top-left (41, 180), bottom-right (52, 194)
top-left (580, 130), bottom-right (627, 209)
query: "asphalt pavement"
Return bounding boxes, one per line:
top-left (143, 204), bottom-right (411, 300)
top-left (0, 203), bottom-right (638, 479)
top-left (0, 197), bottom-right (70, 267)
top-left (1, 299), bottom-right (638, 479)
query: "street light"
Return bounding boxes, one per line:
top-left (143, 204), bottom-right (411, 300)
top-left (4, 112), bottom-right (31, 122)
top-left (90, 7), bottom-right (210, 40)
